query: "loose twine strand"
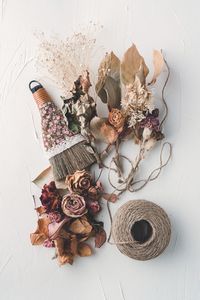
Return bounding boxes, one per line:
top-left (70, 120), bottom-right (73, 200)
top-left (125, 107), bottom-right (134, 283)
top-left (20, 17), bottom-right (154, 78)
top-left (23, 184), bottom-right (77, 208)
top-left (106, 57), bottom-right (172, 244)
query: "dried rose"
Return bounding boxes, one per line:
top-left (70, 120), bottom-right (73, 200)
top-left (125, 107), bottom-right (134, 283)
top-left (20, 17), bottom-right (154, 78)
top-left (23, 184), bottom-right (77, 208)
top-left (87, 199), bottom-right (101, 215)
top-left (62, 193), bottom-right (87, 218)
top-left (66, 170), bottom-right (92, 194)
top-left (40, 181), bottom-right (61, 211)
top-left (108, 108), bottom-right (125, 132)
top-left (151, 130), bottom-right (164, 141)
top-left (139, 109), bottom-right (160, 131)
top-left (88, 186), bottom-right (98, 201)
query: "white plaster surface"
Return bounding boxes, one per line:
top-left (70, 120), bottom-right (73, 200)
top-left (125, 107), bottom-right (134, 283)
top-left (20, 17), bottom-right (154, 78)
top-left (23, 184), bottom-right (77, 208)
top-left (0, 1), bottom-right (199, 299)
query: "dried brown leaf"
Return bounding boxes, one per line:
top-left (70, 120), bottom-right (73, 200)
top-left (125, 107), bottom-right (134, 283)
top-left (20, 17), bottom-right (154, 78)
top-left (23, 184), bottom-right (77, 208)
top-left (96, 51), bottom-right (121, 109)
top-left (54, 238), bottom-right (73, 265)
top-left (35, 206), bottom-right (46, 215)
top-left (59, 228), bottom-right (71, 240)
top-left (69, 217), bottom-right (93, 235)
top-left (48, 217), bottom-right (70, 240)
top-left (96, 51), bottom-right (120, 91)
top-left (30, 214), bottom-right (51, 245)
top-left (102, 193), bottom-right (118, 203)
top-left (70, 235), bottom-right (78, 255)
top-left (30, 233), bottom-right (46, 245)
top-left (95, 227), bottom-right (106, 248)
top-left (149, 50), bottom-right (164, 85)
top-left (90, 117), bottom-right (118, 144)
top-left (32, 166), bottom-right (53, 189)
top-left (121, 44), bottom-right (149, 85)
top-left (32, 166), bottom-right (67, 189)
top-left (98, 76), bottom-right (121, 109)
top-left (78, 242), bottom-right (92, 257)
top-left (37, 216), bottom-right (51, 236)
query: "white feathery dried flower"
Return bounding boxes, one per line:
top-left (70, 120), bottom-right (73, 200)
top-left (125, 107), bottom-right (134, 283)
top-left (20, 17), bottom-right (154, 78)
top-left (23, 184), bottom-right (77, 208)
top-left (35, 25), bottom-right (101, 97)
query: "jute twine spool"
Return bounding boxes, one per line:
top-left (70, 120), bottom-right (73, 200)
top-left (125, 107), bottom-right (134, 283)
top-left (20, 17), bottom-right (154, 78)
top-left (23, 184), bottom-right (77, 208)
top-left (111, 200), bottom-right (171, 260)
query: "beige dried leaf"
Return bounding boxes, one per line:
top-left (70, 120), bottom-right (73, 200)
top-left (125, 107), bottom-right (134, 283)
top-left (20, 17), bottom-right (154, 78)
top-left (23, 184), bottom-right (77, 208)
top-left (95, 227), bottom-right (107, 248)
top-left (32, 166), bottom-right (67, 189)
top-left (102, 193), bottom-right (118, 203)
top-left (69, 217), bottom-right (93, 235)
top-left (121, 45), bottom-right (149, 85)
top-left (30, 233), bottom-right (46, 245)
top-left (149, 50), bottom-right (164, 85)
top-left (78, 242), bottom-right (92, 257)
top-left (54, 238), bottom-right (73, 265)
top-left (70, 235), bottom-right (78, 255)
top-left (96, 51), bottom-right (121, 109)
top-left (90, 116), bottom-right (118, 144)
top-left (35, 206), bottom-right (46, 216)
top-left (32, 166), bottom-right (53, 189)
top-left (30, 214), bottom-right (51, 245)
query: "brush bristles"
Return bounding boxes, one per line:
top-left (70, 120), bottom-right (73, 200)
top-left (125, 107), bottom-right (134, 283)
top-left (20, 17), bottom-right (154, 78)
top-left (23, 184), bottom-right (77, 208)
top-left (49, 141), bottom-right (96, 181)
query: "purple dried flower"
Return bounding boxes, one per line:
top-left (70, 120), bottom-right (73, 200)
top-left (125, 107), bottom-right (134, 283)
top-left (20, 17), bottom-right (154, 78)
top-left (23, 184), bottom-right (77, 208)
top-left (139, 110), bottom-right (160, 131)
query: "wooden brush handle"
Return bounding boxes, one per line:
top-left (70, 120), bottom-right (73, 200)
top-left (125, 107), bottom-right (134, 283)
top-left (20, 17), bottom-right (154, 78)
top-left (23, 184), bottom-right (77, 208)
top-left (29, 80), bottom-right (51, 107)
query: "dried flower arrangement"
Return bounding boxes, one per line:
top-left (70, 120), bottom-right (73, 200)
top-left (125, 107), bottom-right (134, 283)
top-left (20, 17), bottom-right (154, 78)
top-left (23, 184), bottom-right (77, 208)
top-left (30, 30), bottom-right (172, 266)
top-left (31, 170), bottom-right (113, 265)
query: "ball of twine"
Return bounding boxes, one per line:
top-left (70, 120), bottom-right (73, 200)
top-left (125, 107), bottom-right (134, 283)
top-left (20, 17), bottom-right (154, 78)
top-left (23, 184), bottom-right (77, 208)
top-left (111, 200), bottom-right (171, 260)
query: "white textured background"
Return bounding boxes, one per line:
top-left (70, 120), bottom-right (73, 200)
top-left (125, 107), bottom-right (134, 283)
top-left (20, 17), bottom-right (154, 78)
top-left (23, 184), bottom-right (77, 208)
top-left (0, 1), bottom-right (199, 299)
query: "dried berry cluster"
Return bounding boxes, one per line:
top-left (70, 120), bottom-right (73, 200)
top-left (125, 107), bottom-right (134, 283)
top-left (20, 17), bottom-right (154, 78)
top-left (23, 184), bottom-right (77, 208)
top-left (31, 170), bottom-right (107, 265)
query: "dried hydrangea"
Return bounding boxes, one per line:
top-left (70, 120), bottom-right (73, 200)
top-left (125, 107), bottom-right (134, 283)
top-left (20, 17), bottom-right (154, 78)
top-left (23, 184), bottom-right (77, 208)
top-left (36, 31), bottom-right (97, 97)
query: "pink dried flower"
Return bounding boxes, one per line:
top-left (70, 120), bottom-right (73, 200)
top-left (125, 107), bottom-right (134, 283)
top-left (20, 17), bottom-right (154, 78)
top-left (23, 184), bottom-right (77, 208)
top-left (61, 193), bottom-right (87, 218)
top-left (48, 211), bottom-right (63, 223)
top-left (87, 200), bottom-right (101, 215)
top-left (43, 239), bottom-right (55, 248)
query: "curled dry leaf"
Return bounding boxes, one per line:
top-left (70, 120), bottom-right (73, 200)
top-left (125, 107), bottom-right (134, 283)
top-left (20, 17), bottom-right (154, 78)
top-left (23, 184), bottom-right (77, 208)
top-left (149, 50), bottom-right (164, 85)
top-left (69, 217), bottom-right (93, 235)
top-left (121, 44), bottom-right (149, 85)
top-left (30, 233), bottom-right (46, 245)
top-left (70, 235), bottom-right (78, 256)
top-left (32, 166), bottom-right (67, 189)
top-left (90, 116), bottom-right (118, 144)
top-left (54, 238), bottom-right (73, 265)
top-left (95, 227), bottom-right (107, 248)
top-left (32, 166), bottom-right (53, 189)
top-left (102, 193), bottom-right (118, 203)
top-left (48, 217), bottom-right (70, 240)
top-left (35, 206), bottom-right (46, 216)
top-left (30, 214), bottom-right (51, 245)
top-left (96, 51), bottom-right (121, 109)
top-left (78, 243), bottom-right (92, 257)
